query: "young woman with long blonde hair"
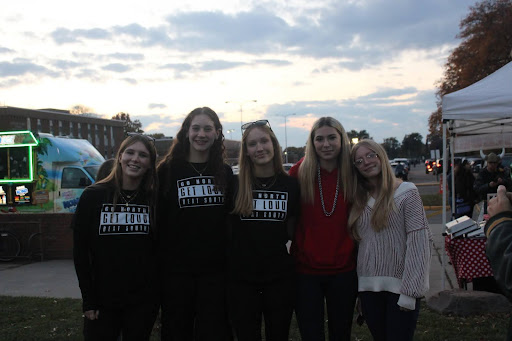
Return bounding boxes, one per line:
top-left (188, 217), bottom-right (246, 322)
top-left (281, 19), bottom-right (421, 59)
top-left (289, 116), bottom-right (357, 341)
top-left (229, 120), bottom-right (300, 340)
top-left (348, 139), bottom-right (432, 341)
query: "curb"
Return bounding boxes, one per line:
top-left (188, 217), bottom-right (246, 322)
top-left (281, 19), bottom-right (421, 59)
top-left (424, 206), bottom-right (450, 210)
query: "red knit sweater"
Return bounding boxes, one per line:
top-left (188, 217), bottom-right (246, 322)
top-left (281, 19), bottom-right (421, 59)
top-left (289, 158), bottom-right (356, 274)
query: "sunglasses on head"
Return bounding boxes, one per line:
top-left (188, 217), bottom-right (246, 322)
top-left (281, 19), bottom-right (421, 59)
top-left (241, 120), bottom-right (272, 132)
top-left (126, 133), bottom-right (156, 143)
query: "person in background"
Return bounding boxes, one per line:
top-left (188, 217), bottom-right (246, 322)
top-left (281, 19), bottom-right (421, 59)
top-left (447, 159), bottom-right (477, 218)
top-left (228, 120), bottom-right (300, 341)
top-left (73, 134), bottom-right (159, 341)
top-left (485, 184), bottom-right (512, 341)
top-left (474, 152), bottom-right (512, 202)
top-left (157, 107), bottom-right (233, 341)
top-left (348, 139), bottom-right (432, 341)
top-left (289, 117), bottom-right (357, 341)
top-left (96, 158), bottom-right (115, 182)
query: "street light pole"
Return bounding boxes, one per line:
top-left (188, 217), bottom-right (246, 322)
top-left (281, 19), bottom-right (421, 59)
top-left (225, 100), bottom-right (257, 136)
top-left (226, 129), bottom-right (235, 140)
top-left (284, 113), bottom-right (296, 163)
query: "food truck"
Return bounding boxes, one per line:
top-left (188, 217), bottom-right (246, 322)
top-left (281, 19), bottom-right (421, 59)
top-left (0, 130), bottom-right (105, 214)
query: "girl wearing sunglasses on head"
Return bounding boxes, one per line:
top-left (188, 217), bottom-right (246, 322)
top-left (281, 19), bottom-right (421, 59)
top-left (289, 116), bottom-right (357, 341)
top-left (73, 134), bottom-right (159, 341)
top-left (348, 139), bottom-right (432, 341)
top-left (157, 107), bottom-right (233, 341)
top-left (229, 120), bottom-right (300, 341)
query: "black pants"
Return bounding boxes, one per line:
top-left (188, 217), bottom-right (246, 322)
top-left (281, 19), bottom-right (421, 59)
top-left (295, 271), bottom-right (357, 341)
top-left (229, 275), bottom-right (296, 341)
top-left (83, 300), bottom-right (159, 341)
top-left (160, 272), bottom-right (228, 341)
top-left (359, 291), bottom-right (420, 341)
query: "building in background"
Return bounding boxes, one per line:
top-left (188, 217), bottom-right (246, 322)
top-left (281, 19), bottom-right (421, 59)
top-left (0, 106), bottom-right (124, 158)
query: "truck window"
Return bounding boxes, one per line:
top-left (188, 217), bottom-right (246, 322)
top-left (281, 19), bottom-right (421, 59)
top-left (61, 168), bottom-right (92, 189)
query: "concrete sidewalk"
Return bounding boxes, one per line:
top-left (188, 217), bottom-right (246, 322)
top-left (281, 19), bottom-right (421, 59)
top-left (0, 223), bottom-right (457, 300)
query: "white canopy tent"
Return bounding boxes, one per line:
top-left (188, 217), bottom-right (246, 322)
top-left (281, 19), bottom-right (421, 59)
top-left (439, 61), bottom-right (512, 289)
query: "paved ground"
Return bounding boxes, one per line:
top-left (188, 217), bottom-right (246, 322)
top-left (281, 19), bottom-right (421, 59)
top-left (0, 220), bottom-right (457, 300)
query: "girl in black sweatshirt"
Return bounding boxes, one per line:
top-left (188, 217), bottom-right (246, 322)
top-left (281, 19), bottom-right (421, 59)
top-left (73, 134), bottom-right (159, 341)
top-left (157, 107), bottom-right (233, 341)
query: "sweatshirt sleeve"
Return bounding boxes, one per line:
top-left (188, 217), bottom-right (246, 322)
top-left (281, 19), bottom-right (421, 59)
top-left (485, 211), bottom-right (512, 300)
top-left (73, 188), bottom-right (98, 312)
top-left (399, 186), bottom-right (432, 307)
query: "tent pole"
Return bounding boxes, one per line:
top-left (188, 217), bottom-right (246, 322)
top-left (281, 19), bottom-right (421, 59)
top-left (441, 120), bottom-right (448, 290)
top-left (450, 127), bottom-right (456, 219)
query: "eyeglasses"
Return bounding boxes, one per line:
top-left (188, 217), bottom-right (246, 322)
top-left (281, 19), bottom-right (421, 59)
top-left (354, 152), bottom-right (378, 167)
top-left (241, 120), bottom-right (272, 132)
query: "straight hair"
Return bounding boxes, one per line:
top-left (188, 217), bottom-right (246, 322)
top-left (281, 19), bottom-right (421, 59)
top-left (298, 117), bottom-right (353, 204)
top-left (233, 124), bottom-right (286, 216)
top-left (348, 139), bottom-right (396, 240)
top-left (98, 134), bottom-right (159, 232)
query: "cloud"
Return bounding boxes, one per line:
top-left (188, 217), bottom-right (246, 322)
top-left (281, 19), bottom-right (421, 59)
top-left (0, 78), bottom-right (22, 88)
top-left (107, 53), bottom-right (145, 61)
top-left (122, 78), bottom-right (138, 84)
top-left (102, 63), bottom-right (132, 72)
top-left (0, 60), bottom-right (58, 77)
top-left (199, 60), bottom-right (247, 71)
top-left (43, 0), bottom-right (472, 70)
top-left (256, 59), bottom-right (292, 66)
top-left (51, 60), bottom-right (83, 70)
top-left (0, 47), bottom-right (14, 54)
top-left (149, 103), bottom-right (167, 109)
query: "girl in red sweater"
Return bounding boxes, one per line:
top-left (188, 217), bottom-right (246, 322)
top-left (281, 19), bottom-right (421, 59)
top-left (289, 117), bottom-right (357, 341)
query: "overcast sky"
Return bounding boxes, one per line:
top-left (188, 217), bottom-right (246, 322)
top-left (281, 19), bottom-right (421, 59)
top-left (1, 0), bottom-right (478, 147)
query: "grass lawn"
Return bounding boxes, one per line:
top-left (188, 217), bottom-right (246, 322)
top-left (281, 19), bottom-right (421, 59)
top-left (0, 295), bottom-right (509, 340)
top-left (421, 193), bottom-right (443, 207)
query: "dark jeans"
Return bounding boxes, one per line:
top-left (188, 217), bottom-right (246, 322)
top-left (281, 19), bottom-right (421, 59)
top-left (295, 270), bottom-right (357, 341)
top-left (83, 300), bottom-right (159, 341)
top-left (229, 275), bottom-right (296, 341)
top-left (359, 291), bottom-right (420, 341)
top-left (160, 272), bottom-right (228, 341)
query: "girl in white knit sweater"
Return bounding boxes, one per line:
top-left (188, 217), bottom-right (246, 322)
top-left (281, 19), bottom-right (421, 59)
top-left (348, 139), bottom-right (432, 341)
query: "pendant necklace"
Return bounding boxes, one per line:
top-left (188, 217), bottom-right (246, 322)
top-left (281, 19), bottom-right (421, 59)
top-left (317, 164), bottom-right (339, 217)
top-left (119, 190), bottom-right (139, 207)
top-left (189, 162), bottom-right (208, 176)
top-left (254, 175), bottom-right (277, 190)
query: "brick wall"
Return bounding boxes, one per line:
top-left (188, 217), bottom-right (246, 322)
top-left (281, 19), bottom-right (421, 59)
top-left (0, 214), bottom-right (73, 260)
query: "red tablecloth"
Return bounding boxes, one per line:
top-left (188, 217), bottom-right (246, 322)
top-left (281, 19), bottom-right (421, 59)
top-left (444, 235), bottom-right (494, 288)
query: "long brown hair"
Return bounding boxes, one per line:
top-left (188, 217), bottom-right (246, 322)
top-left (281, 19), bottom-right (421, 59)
top-left (298, 117), bottom-right (353, 203)
top-left (98, 134), bottom-right (159, 232)
top-left (158, 107), bottom-right (227, 193)
top-left (348, 139), bottom-right (396, 240)
top-left (233, 124), bottom-right (286, 216)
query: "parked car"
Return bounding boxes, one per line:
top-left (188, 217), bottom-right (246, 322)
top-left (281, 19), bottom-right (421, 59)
top-left (391, 162), bottom-right (408, 180)
top-left (282, 163), bottom-right (294, 174)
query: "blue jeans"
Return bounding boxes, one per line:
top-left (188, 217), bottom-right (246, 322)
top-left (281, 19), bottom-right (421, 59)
top-left (359, 291), bottom-right (420, 341)
top-left (295, 271), bottom-right (357, 341)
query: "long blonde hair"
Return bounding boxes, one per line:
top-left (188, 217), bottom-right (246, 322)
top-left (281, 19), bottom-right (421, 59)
top-left (232, 124), bottom-right (286, 216)
top-left (298, 117), bottom-right (353, 203)
top-left (348, 139), bottom-right (396, 240)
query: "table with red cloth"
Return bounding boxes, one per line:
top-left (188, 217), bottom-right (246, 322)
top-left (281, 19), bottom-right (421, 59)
top-left (444, 235), bottom-right (494, 288)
